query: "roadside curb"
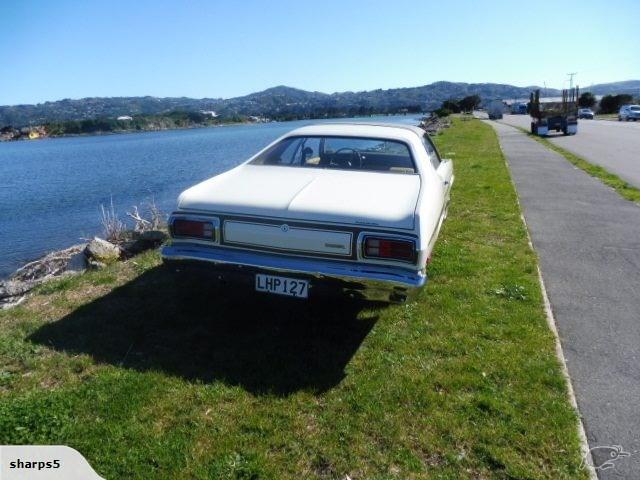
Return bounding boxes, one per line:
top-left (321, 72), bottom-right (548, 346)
top-left (535, 265), bottom-right (596, 480)
top-left (488, 121), bottom-right (597, 479)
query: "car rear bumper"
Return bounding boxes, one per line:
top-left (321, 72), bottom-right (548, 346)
top-left (162, 243), bottom-right (426, 303)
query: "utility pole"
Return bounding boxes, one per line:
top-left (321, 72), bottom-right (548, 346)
top-left (567, 72), bottom-right (577, 90)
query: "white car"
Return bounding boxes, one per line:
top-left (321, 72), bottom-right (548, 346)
top-left (162, 123), bottom-right (453, 302)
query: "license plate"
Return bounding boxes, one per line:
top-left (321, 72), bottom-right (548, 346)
top-left (255, 274), bottom-right (309, 298)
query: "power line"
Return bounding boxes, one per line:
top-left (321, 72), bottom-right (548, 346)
top-left (567, 72), bottom-right (577, 90)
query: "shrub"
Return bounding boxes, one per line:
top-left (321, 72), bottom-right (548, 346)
top-left (434, 108), bottom-right (452, 118)
top-left (599, 94), bottom-right (633, 114)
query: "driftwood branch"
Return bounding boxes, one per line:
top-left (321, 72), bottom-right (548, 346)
top-left (126, 206), bottom-right (152, 232)
top-left (126, 199), bottom-right (166, 233)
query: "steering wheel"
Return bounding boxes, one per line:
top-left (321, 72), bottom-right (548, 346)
top-left (330, 148), bottom-right (362, 169)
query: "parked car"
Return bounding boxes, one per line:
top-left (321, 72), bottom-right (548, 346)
top-left (162, 123), bottom-right (454, 303)
top-left (619, 105), bottom-right (640, 121)
top-left (578, 108), bottom-right (594, 119)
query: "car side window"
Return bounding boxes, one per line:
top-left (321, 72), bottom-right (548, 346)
top-left (298, 137), bottom-right (322, 166)
top-left (422, 135), bottom-right (441, 169)
top-left (273, 138), bottom-right (303, 165)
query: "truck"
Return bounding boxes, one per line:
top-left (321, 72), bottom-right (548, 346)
top-left (487, 100), bottom-right (504, 119)
top-left (529, 88), bottom-right (579, 136)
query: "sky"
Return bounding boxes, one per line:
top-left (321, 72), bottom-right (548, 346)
top-left (1, 0), bottom-right (638, 105)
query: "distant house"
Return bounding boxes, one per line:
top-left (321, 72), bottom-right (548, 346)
top-left (117, 115), bottom-right (133, 121)
top-left (200, 110), bottom-right (218, 118)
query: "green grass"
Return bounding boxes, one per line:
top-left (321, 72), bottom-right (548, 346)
top-left (515, 126), bottom-right (640, 205)
top-left (0, 119), bottom-right (587, 479)
top-left (594, 113), bottom-right (618, 121)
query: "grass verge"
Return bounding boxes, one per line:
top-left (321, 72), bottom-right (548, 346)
top-left (514, 126), bottom-right (640, 204)
top-left (594, 113), bottom-right (618, 121)
top-left (0, 119), bottom-right (587, 479)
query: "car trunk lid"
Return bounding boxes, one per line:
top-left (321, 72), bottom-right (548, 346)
top-left (178, 165), bottom-right (420, 230)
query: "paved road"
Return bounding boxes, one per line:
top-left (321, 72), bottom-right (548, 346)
top-left (498, 114), bottom-right (640, 189)
top-left (489, 122), bottom-right (640, 479)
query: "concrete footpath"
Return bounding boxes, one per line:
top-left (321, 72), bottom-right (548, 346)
top-left (489, 122), bottom-right (640, 479)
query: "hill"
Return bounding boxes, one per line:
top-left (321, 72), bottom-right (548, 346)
top-left (586, 80), bottom-right (640, 96)
top-left (1, 80), bottom-right (636, 127)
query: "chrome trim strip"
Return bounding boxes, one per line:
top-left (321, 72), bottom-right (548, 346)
top-left (162, 243), bottom-right (426, 291)
top-left (171, 209), bottom-right (417, 232)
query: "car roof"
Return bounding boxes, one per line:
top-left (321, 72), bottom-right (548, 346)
top-left (284, 122), bottom-right (426, 144)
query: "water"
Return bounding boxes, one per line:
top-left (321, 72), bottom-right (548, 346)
top-left (0, 114), bottom-right (424, 278)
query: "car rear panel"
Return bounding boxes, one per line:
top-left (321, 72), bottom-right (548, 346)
top-left (223, 220), bottom-right (353, 257)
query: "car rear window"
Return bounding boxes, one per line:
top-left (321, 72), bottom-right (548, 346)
top-left (250, 136), bottom-right (416, 173)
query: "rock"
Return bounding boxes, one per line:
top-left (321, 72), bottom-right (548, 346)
top-left (12, 244), bottom-right (86, 282)
top-left (122, 230), bottom-right (168, 256)
top-left (1, 295), bottom-right (26, 309)
top-left (0, 279), bottom-right (37, 309)
top-left (84, 237), bottom-right (122, 264)
top-left (139, 230), bottom-right (168, 243)
top-left (65, 251), bottom-right (87, 272)
top-left (1, 244), bottom-right (89, 309)
top-left (87, 259), bottom-right (107, 270)
top-left (0, 279), bottom-right (36, 300)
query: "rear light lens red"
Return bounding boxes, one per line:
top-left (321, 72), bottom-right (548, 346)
top-left (172, 219), bottom-right (215, 240)
top-left (364, 237), bottom-right (415, 262)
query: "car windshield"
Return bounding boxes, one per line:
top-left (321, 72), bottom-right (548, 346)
top-left (250, 136), bottom-right (416, 173)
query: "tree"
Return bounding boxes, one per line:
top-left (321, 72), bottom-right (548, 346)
top-left (441, 99), bottom-right (461, 113)
top-left (578, 92), bottom-right (596, 108)
top-left (459, 95), bottom-right (481, 113)
top-left (599, 94), bottom-right (633, 114)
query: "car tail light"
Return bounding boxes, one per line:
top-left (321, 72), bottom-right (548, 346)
top-left (363, 237), bottom-right (415, 262)
top-left (171, 219), bottom-right (215, 240)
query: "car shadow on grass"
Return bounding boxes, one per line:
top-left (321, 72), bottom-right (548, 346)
top-left (29, 265), bottom-right (378, 396)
